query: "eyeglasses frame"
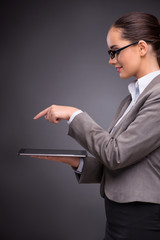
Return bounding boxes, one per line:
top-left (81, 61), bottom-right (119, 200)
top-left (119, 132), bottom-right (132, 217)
top-left (108, 40), bottom-right (153, 59)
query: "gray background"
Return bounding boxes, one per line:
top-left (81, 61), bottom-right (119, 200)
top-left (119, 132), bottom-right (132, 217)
top-left (1, 1), bottom-right (159, 239)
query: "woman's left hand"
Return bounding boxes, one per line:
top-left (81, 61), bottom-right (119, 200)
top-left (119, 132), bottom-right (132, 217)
top-left (33, 105), bottom-right (79, 123)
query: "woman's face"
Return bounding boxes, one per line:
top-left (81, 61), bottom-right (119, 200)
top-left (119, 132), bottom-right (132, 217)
top-left (107, 27), bottom-right (142, 79)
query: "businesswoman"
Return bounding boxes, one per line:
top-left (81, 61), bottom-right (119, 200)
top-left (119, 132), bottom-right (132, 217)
top-left (34, 12), bottom-right (160, 239)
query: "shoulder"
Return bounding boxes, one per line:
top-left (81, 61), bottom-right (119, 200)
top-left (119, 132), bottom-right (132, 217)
top-left (146, 74), bottom-right (160, 96)
top-left (137, 74), bottom-right (160, 105)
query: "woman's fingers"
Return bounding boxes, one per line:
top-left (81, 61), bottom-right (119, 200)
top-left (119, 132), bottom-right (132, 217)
top-left (33, 107), bottom-right (50, 120)
top-left (31, 156), bottom-right (80, 167)
top-left (33, 105), bottom-right (79, 123)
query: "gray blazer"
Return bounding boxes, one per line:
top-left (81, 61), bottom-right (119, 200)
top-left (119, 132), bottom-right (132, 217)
top-left (68, 74), bottom-right (160, 204)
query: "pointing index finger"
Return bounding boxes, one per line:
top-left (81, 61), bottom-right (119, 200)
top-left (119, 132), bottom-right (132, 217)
top-left (33, 107), bottom-right (50, 120)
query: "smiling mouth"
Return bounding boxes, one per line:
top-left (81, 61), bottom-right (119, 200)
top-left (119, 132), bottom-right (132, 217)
top-left (116, 67), bottom-right (123, 72)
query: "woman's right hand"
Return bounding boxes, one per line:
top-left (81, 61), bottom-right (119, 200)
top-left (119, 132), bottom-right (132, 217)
top-left (31, 155), bottom-right (80, 168)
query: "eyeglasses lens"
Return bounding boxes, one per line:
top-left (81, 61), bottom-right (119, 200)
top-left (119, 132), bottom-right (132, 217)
top-left (110, 52), bottom-right (115, 59)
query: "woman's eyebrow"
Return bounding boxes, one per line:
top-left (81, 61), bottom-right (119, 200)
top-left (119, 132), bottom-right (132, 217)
top-left (110, 45), bottom-right (118, 49)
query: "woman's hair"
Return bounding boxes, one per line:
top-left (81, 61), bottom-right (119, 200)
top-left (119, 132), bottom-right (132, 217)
top-left (112, 12), bottom-right (160, 66)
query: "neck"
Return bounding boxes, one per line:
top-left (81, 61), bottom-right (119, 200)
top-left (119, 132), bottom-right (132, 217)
top-left (136, 57), bottom-right (160, 79)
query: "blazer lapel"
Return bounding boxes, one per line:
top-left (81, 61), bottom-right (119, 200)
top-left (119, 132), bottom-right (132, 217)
top-left (108, 74), bottom-right (160, 135)
top-left (107, 95), bottom-right (131, 133)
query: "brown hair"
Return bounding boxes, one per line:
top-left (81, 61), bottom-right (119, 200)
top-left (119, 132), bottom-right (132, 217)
top-left (112, 12), bottom-right (160, 66)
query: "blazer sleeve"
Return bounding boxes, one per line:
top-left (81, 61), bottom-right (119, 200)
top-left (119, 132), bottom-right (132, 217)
top-left (68, 87), bottom-right (160, 170)
top-left (74, 156), bottom-right (103, 184)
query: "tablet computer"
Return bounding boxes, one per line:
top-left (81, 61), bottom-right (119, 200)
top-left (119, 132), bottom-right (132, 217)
top-left (18, 148), bottom-right (87, 158)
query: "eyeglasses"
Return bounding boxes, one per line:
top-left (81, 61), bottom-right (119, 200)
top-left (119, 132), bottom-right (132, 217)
top-left (108, 41), bottom-right (139, 59)
top-left (108, 40), bottom-right (153, 59)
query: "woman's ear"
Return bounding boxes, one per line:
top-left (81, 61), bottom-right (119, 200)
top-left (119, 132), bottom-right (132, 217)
top-left (138, 40), bottom-right (148, 57)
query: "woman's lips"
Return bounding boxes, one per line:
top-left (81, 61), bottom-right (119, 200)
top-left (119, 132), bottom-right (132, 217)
top-left (116, 67), bottom-right (123, 72)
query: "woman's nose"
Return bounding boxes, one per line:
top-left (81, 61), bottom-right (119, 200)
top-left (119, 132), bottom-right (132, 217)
top-left (109, 57), bottom-right (117, 65)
